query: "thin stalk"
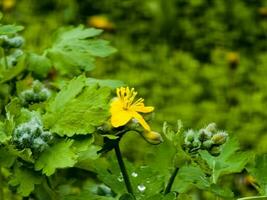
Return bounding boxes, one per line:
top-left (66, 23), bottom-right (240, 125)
top-left (0, 172), bottom-right (4, 200)
top-left (164, 167), bottom-right (179, 194)
top-left (114, 142), bottom-right (134, 196)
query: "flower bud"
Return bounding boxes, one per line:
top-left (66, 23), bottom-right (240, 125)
top-left (185, 129), bottom-right (195, 142)
top-left (198, 129), bottom-right (212, 142)
top-left (0, 35), bottom-right (8, 46)
top-left (205, 123), bottom-right (217, 133)
top-left (211, 131), bottom-right (228, 145)
top-left (141, 130), bottom-right (163, 145)
top-left (210, 146), bottom-right (221, 156)
top-left (202, 140), bottom-right (213, 149)
top-left (192, 138), bottom-right (201, 148)
top-left (7, 36), bottom-right (24, 48)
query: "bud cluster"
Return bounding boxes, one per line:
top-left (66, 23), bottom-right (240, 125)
top-left (13, 117), bottom-right (53, 153)
top-left (0, 35), bottom-right (24, 68)
top-left (183, 123), bottom-right (228, 156)
top-left (20, 80), bottom-right (51, 104)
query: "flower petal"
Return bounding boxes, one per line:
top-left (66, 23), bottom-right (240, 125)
top-left (111, 110), bottom-right (132, 127)
top-left (110, 98), bottom-right (132, 127)
top-left (132, 111), bottom-right (151, 131)
top-left (131, 104), bottom-right (154, 113)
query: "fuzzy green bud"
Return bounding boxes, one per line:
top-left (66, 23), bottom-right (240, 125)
top-left (185, 130), bottom-right (195, 142)
top-left (210, 146), bottom-right (221, 156)
top-left (202, 140), bottom-right (213, 149)
top-left (198, 129), bottom-right (212, 142)
top-left (211, 131), bottom-right (228, 145)
top-left (192, 138), bottom-right (201, 148)
top-left (205, 123), bottom-right (217, 133)
top-left (7, 36), bottom-right (24, 48)
top-left (141, 130), bottom-right (163, 145)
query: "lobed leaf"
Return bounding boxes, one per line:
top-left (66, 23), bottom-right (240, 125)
top-left (35, 139), bottom-right (77, 176)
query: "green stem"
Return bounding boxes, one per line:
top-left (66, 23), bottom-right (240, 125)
top-left (114, 142), bottom-right (135, 196)
top-left (0, 171), bottom-right (4, 200)
top-left (164, 167), bottom-right (179, 194)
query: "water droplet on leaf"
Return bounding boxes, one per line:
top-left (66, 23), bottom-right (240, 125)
top-left (131, 172), bottom-right (138, 177)
top-left (137, 184), bottom-right (146, 192)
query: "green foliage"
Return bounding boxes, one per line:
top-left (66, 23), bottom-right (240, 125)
top-left (200, 138), bottom-right (252, 183)
top-left (46, 25), bottom-right (116, 75)
top-left (247, 154), bottom-right (267, 195)
top-left (35, 139), bottom-right (77, 176)
top-left (44, 75), bottom-right (111, 137)
top-left (0, 1), bottom-right (265, 199)
top-left (9, 165), bottom-right (42, 196)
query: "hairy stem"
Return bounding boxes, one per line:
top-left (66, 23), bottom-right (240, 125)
top-left (114, 142), bottom-right (135, 196)
top-left (164, 167), bottom-right (179, 194)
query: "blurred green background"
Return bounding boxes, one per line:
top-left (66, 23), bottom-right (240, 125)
top-left (1, 0), bottom-right (267, 153)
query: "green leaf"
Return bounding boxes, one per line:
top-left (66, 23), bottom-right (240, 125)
top-left (47, 75), bottom-right (86, 112)
top-left (162, 121), bottom-right (183, 146)
top-left (46, 25), bottom-right (116, 75)
top-left (120, 194), bottom-right (135, 200)
top-left (200, 138), bottom-right (251, 183)
top-left (0, 146), bottom-right (16, 167)
top-left (0, 120), bottom-right (8, 143)
top-left (9, 165), bottom-right (42, 197)
top-left (35, 139), bottom-right (77, 176)
top-left (209, 184), bottom-right (234, 198)
top-left (87, 78), bottom-right (124, 89)
top-left (0, 24), bottom-right (24, 35)
top-left (173, 165), bottom-right (210, 193)
top-left (72, 135), bottom-right (101, 162)
top-left (247, 154), bottom-right (267, 195)
top-left (26, 53), bottom-right (52, 77)
top-left (145, 193), bottom-right (177, 200)
top-left (44, 77), bottom-right (111, 136)
top-left (162, 121), bottom-right (190, 167)
top-left (0, 55), bottom-right (26, 83)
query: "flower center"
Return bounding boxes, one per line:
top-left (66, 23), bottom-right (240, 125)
top-left (117, 87), bottom-right (144, 110)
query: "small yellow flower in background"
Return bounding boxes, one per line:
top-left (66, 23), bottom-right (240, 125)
top-left (226, 52), bottom-right (239, 65)
top-left (87, 15), bottom-right (114, 30)
top-left (2, 0), bottom-right (16, 10)
top-left (110, 87), bottom-right (154, 131)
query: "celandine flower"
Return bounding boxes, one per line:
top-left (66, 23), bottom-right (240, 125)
top-left (110, 87), bottom-right (154, 131)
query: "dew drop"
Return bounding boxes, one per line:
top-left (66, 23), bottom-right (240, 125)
top-left (117, 175), bottom-right (123, 182)
top-left (137, 184), bottom-right (146, 192)
top-left (131, 172), bottom-right (138, 177)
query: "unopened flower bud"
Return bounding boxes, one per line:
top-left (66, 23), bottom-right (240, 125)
top-left (192, 138), bottom-right (201, 148)
top-left (210, 146), bottom-right (221, 156)
top-left (211, 131), bottom-right (228, 145)
top-left (202, 140), bottom-right (213, 149)
top-left (198, 129), bottom-right (212, 142)
top-left (205, 123), bottom-right (217, 133)
top-left (141, 130), bottom-right (163, 145)
top-left (7, 36), bottom-right (24, 48)
top-left (185, 129), bottom-right (195, 142)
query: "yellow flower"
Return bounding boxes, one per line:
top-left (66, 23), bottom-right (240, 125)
top-left (110, 87), bottom-right (154, 131)
top-left (3, 0), bottom-right (16, 10)
top-left (87, 16), bottom-right (114, 30)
